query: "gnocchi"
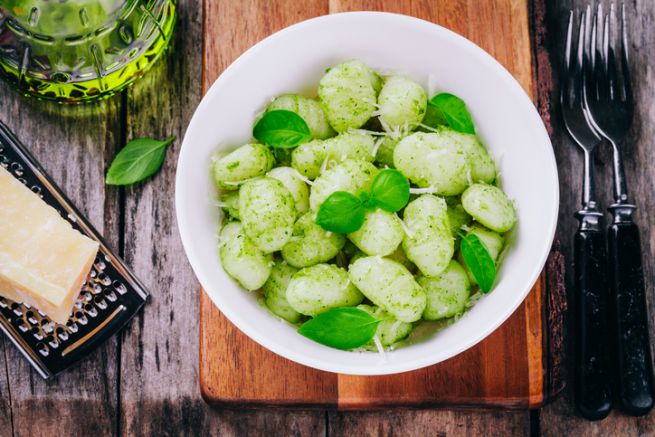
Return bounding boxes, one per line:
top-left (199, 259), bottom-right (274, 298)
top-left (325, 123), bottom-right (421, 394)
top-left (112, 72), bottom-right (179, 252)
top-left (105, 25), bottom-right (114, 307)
top-left (210, 60), bottom-right (517, 352)
top-left (287, 264), bottom-right (363, 316)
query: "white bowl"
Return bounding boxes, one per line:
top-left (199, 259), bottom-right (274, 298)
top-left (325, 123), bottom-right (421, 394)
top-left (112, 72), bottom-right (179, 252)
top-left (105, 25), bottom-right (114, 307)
top-left (176, 12), bottom-right (558, 375)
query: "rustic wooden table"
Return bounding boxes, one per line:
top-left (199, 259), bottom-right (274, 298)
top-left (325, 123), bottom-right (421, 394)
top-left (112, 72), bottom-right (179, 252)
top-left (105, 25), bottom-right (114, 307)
top-left (1, 0), bottom-right (654, 435)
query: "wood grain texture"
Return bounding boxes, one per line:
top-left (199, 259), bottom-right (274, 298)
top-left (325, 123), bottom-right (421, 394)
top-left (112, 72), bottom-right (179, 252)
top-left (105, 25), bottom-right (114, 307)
top-left (328, 409), bottom-right (529, 436)
top-left (539, 0), bottom-right (655, 433)
top-left (199, 0), bottom-right (550, 410)
top-left (119, 0), bottom-right (327, 435)
top-left (0, 86), bottom-right (122, 436)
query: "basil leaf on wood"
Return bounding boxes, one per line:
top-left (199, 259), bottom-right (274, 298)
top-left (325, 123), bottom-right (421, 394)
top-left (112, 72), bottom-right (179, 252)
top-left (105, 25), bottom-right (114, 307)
top-left (253, 109), bottom-right (311, 148)
top-left (106, 135), bottom-right (175, 186)
top-left (368, 169), bottom-right (410, 212)
top-left (298, 307), bottom-right (380, 350)
top-left (315, 191), bottom-right (364, 234)
top-left (428, 93), bottom-right (475, 134)
top-left (460, 233), bottom-right (497, 293)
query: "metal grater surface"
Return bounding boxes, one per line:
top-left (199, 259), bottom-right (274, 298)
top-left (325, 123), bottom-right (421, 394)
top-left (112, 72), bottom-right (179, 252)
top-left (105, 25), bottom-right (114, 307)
top-left (0, 121), bottom-right (149, 379)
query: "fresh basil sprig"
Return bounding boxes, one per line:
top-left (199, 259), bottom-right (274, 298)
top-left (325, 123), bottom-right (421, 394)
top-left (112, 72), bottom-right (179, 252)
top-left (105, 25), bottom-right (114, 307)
top-left (428, 93), bottom-right (475, 134)
top-left (253, 110), bottom-right (311, 148)
top-left (315, 169), bottom-right (410, 234)
top-left (460, 233), bottom-right (496, 293)
top-left (315, 191), bottom-right (365, 233)
top-left (298, 307), bottom-right (380, 350)
top-left (106, 135), bottom-right (176, 186)
top-left (368, 169), bottom-right (410, 212)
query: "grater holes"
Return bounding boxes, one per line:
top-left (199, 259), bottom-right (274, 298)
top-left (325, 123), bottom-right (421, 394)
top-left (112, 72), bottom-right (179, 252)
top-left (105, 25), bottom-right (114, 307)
top-left (113, 280), bottom-right (127, 295)
top-left (82, 292), bottom-right (92, 303)
top-left (32, 326), bottom-right (43, 340)
top-left (0, 298), bottom-right (7, 308)
top-left (97, 272), bottom-right (111, 286)
top-left (10, 161), bottom-right (24, 176)
top-left (93, 295), bottom-right (107, 310)
top-left (104, 288), bottom-right (117, 302)
top-left (16, 319), bottom-right (28, 332)
top-left (26, 311), bottom-right (38, 325)
top-left (56, 327), bottom-right (68, 341)
top-left (11, 303), bottom-right (22, 317)
top-left (36, 342), bottom-right (49, 357)
top-left (94, 257), bottom-right (106, 271)
top-left (47, 335), bottom-right (59, 349)
top-left (30, 185), bottom-right (42, 196)
top-left (66, 319), bottom-right (79, 333)
top-left (0, 155), bottom-right (9, 167)
top-left (84, 304), bottom-right (98, 318)
top-left (75, 312), bottom-right (88, 325)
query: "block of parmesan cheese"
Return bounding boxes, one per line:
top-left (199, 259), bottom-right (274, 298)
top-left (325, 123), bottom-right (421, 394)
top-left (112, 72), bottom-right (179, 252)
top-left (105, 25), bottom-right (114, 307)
top-left (0, 166), bottom-right (99, 325)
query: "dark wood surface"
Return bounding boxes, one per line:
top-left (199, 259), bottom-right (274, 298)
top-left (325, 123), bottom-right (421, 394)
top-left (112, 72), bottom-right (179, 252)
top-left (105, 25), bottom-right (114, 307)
top-left (199, 0), bottom-right (556, 410)
top-left (0, 0), bottom-right (654, 435)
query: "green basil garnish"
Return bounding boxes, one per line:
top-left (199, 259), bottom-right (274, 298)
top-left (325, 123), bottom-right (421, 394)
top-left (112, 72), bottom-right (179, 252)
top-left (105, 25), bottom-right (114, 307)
top-left (106, 135), bottom-right (175, 186)
top-left (428, 93), bottom-right (475, 134)
top-left (298, 307), bottom-right (380, 350)
top-left (315, 191), bottom-right (364, 234)
top-left (315, 169), bottom-right (410, 234)
top-left (253, 109), bottom-right (311, 148)
top-left (460, 233), bottom-right (496, 293)
top-left (368, 169), bottom-right (410, 212)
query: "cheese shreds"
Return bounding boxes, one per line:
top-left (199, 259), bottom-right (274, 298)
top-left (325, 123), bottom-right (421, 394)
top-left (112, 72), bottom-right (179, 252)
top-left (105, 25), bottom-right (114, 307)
top-left (0, 166), bottom-right (99, 324)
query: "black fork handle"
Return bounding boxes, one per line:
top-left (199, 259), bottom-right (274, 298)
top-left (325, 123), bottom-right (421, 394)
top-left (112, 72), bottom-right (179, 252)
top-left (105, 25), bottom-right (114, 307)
top-left (608, 220), bottom-right (655, 416)
top-left (574, 227), bottom-right (613, 420)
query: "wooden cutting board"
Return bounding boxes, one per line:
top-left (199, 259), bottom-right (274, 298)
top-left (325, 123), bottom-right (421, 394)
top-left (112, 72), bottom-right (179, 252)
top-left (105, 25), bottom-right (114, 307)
top-left (199, 0), bottom-right (565, 409)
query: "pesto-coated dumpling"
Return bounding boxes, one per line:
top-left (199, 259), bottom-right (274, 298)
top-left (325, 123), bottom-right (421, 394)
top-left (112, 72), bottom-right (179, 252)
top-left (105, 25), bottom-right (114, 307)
top-left (357, 304), bottom-right (414, 347)
top-left (287, 264), bottom-right (363, 316)
top-left (281, 211), bottom-right (346, 268)
top-left (324, 131), bottom-right (375, 163)
top-left (349, 256), bottom-right (427, 323)
top-left (219, 191), bottom-right (240, 220)
top-left (374, 136), bottom-right (400, 168)
top-left (393, 132), bottom-right (469, 196)
top-left (418, 260), bottom-right (471, 320)
top-left (457, 224), bottom-right (505, 285)
top-left (219, 222), bottom-right (272, 291)
top-left (309, 159), bottom-right (378, 210)
top-left (446, 200), bottom-right (472, 236)
top-left (377, 75), bottom-right (427, 131)
top-left (436, 128), bottom-right (496, 184)
top-left (239, 177), bottom-right (296, 253)
top-left (291, 139), bottom-right (327, 180)
top-left (290, 132), bottom-right (375, 181)
top-left (262, 261), bottom-right (302, 323)
top-left (461, 183), bottom-right (517, 233)
top-left (267, 94), bottom-right (335, 140)
top-left (348, 209), bottom-right (404, 256)
top-left (267, 167), bottom-right (310, 217)
top-left (318, 60), bottom-right (377, 132)
top-left (211, 143), bottom-right (275, 190)
top-left (402, 195), bottom-right (454, 277)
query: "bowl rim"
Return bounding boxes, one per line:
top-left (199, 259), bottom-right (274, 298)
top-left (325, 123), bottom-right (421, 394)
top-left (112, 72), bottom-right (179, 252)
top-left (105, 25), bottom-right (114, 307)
top-left (176, 11), bottom-right (560, 375)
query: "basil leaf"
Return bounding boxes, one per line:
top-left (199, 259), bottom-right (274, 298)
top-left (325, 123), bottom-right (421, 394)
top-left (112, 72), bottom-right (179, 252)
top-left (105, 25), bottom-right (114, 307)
top-left (315, 191), bottom-right (365, 233)
top-left (460, 233), bottom-right (497, 293)
top-left (298, 307), bottom-right (380, 350)
top-left (106, 135), bottom-right (175, 186)
top-left (253, 110), bottom-right (311, 148)
top-left (428, 93), bottom-right (475, 134)
top-left (368, 169), bottom-right (410, 212)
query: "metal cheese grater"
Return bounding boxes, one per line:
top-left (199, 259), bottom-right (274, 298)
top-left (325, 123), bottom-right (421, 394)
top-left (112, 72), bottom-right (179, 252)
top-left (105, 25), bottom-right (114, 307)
top-left (0, 121), bottom-right (149, 379)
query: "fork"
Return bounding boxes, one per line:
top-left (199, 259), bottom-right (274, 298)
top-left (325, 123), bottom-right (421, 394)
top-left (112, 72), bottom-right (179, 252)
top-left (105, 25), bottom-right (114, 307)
top-left (561, 7), bottom-right (613, 420)
top-left (584, 3), bottom-right (655, 416)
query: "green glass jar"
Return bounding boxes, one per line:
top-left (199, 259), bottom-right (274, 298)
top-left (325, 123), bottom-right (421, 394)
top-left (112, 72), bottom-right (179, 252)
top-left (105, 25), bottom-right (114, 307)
top-left (0, 0), bottom-right (176, 102)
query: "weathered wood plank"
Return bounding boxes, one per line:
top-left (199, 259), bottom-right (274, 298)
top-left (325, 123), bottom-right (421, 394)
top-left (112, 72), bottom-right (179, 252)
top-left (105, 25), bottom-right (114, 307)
top-left (0, 339), bottom-right (13, 434)
top-left (119, 0), bottom-right (326, 434)
top-left (540, 0), bottom-right (655, 433)
top-left (0, 86), bottom-right (122, 435)
top-left (328, 409), bottom-right (530, 436)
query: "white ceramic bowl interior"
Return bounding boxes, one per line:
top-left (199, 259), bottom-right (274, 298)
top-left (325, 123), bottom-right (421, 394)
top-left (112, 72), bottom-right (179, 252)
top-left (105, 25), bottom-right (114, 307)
top-left (176, 12), bottom-right (559, 375)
